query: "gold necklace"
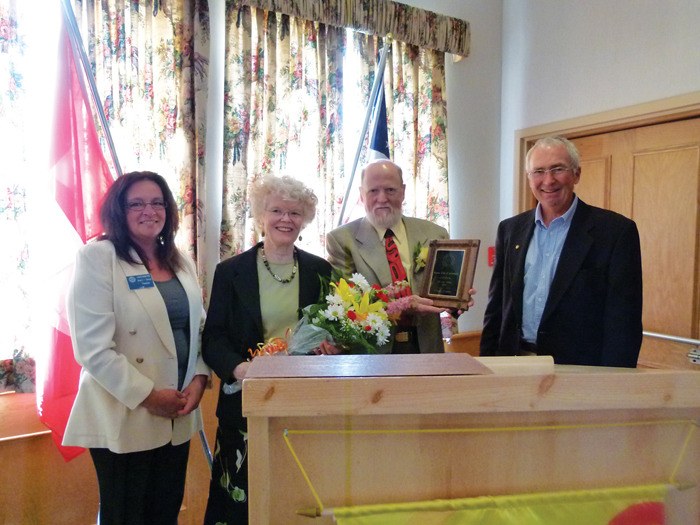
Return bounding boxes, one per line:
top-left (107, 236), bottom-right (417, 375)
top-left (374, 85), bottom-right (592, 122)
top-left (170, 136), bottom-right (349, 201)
top-left (260, 247), bottom-right (298, 284)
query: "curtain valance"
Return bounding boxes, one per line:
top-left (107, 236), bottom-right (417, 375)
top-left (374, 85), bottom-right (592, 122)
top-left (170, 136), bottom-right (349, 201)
top-left (229, 0), bottom-right (470, 56)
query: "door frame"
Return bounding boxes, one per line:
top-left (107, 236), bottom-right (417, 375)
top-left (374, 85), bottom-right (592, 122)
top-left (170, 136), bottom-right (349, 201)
top-left (514, 91), bottom-right (700, 212)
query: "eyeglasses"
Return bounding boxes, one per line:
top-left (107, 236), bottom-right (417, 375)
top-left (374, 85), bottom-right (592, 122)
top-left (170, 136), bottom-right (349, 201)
top-left (266, 208), bottom-right (303, 221)
top-left (527, 166), bottom-right (572, 178)
top-left (125, 200), bottom-right (167, 212)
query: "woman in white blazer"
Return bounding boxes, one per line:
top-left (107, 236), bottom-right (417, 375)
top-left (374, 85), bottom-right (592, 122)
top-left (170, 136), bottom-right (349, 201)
top-left (64, 172), bottom-right (210, 525)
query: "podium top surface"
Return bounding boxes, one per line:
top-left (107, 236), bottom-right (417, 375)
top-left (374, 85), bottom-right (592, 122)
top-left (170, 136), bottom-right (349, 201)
top-left (246, 353), bottom-right (495, 378)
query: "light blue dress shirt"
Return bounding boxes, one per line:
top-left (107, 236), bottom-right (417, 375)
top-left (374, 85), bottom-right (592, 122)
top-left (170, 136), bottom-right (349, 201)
top-left (521, 196), bottom-right (579, 343)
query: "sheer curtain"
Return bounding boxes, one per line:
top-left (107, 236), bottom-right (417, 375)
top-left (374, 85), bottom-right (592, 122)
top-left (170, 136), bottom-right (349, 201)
top-left (0, 0), bottom-right (35, 392)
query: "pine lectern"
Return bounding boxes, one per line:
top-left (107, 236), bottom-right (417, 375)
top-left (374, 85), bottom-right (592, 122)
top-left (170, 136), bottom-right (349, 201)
top-left (243, 354), bottom-right (700, 524)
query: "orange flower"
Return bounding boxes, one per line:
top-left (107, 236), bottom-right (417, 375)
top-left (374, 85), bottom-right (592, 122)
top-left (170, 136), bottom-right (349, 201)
top-left (248, 337), bottom-right (288, 357)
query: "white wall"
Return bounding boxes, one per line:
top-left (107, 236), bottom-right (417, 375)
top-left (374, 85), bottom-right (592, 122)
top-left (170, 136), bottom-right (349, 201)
top-left (500, 0), bottom-right (700, 216)
top-left (398, 0), bottom-right (503, 331)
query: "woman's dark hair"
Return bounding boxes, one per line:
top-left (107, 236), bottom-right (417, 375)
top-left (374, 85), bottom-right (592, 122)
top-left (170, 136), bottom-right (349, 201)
top-left (99, 171), bottom-right (182, 271)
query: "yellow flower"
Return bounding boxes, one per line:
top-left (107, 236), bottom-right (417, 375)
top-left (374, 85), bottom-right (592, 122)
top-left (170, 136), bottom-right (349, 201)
top-left (331, 278), bottom-right (356, 303)
top-left (413, 243), bottom-right (429, 272)
top-left (354, 290), bottom-right (387, 321)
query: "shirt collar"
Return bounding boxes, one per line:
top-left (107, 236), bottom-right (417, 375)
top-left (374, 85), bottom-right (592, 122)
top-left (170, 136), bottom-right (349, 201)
top-left (534, 195), bottom-right (579, 227)
top-left (373, 216), bottom-right (407, 244)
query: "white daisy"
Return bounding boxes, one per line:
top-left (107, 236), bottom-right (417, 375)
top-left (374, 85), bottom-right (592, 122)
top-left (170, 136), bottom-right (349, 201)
top-left (350, 273), bottom-right (370, 293)
top-left (375, 325), bottom-right (391, 345)
top-left (324, 304), bottom-right (344, 321)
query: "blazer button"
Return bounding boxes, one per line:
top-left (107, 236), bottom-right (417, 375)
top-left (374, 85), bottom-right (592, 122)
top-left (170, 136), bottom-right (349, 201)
top-left (129, 329), bottom-right (137, 335)
top-left (136, 357), bottom-right (144, 364)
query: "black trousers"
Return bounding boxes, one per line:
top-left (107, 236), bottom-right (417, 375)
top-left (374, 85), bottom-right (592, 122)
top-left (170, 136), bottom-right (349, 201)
top-left (90, 441), bottom-right (190, 525)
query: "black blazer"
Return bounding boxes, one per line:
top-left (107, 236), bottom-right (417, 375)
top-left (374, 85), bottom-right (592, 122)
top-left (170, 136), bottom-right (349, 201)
top-left (202, 243), bottom-right (331, 426)
top-left (480, 199), bottom-right (643, 367)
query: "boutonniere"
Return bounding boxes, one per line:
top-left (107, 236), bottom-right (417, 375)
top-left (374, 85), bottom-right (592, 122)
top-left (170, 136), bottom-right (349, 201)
top-left (413, 242), bottom-right (429, 272)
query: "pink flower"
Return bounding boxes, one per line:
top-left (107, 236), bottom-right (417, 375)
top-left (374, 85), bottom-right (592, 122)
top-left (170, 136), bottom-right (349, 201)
top-left (386, 296), bottom-right (411, 323)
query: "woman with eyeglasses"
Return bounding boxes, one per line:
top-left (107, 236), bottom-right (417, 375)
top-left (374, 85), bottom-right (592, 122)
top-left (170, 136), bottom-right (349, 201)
top-left (202, 175), bottom-right (339, 524)
top-left (63, 171), bottom-right (210, 524)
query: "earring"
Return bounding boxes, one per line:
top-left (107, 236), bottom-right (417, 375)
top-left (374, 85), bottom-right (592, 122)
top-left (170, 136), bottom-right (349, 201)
top-left (298, 235), bottom-right (302, 242)
top-left (158, 235), bottom-right (165, 246)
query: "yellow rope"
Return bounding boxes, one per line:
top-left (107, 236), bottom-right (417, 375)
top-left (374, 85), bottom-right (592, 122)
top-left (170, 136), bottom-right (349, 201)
top-left (283, 429), bottom-right (325, 515)
top-left (669, 421), bottom-right (697, 485)
top-left (283, 418), bottom-right (698, 517)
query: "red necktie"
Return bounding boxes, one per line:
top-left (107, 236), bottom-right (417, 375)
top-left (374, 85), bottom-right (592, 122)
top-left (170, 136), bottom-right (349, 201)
top-left (384, 229), bottom-right (411, 296)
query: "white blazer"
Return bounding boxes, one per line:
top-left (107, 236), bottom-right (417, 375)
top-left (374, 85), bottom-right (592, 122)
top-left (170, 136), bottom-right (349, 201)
top-left (63, 240), bottom-right (209, 453)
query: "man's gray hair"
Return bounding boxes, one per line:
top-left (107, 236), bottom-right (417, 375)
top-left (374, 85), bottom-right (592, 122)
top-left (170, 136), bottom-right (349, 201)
top-left (526, 135), bottom-right (581, 171)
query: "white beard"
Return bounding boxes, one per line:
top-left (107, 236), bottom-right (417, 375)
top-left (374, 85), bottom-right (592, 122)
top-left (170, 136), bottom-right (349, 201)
top-left (366, 208), bottom-right (402, 230)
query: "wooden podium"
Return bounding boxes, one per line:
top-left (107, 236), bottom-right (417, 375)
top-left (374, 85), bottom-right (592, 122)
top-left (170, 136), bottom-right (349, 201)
top-left (242, 354), bottom-right (700, 524)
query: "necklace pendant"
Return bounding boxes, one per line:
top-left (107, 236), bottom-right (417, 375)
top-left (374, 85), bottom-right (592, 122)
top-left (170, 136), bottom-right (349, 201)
top-left (261, 247), bottom-right (298, 284)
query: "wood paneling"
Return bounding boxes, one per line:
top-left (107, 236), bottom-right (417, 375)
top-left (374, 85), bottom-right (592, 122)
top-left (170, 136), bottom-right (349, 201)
top-left (443, 330), bottom-right (481, 356)
top-left (571, 118), bottom-right (700, 369)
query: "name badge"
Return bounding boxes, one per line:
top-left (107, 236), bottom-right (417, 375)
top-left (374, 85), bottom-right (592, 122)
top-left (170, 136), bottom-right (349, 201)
top-left (127, 274), bottom-right (155, 290)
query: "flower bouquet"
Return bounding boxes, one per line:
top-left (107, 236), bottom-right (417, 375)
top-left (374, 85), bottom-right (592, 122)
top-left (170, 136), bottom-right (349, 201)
top-left (288, 273), bottom-right (408, 354)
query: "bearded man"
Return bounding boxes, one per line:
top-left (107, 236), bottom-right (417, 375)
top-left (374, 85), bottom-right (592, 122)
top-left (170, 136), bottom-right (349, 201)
top-left (326, 159), bottom-right (451, 354)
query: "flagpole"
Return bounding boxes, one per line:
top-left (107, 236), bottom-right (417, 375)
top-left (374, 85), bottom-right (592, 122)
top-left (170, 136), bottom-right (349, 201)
top-left (337, 37), bottom-right (391, 226)
top-left (60, 0), bottom-right (123, 178)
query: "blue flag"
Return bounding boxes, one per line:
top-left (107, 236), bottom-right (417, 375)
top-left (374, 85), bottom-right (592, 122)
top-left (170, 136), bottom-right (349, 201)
top-left (368, 77), bottom-right (389, 160)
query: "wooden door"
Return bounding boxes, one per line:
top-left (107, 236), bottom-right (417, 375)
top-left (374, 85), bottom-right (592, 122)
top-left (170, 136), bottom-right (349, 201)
top-left (570, 118), bottom-right (700, 369)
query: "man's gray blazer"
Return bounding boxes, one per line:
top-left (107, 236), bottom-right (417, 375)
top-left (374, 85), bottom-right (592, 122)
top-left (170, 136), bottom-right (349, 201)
top-left (326, 216), bottom-right (449, 353)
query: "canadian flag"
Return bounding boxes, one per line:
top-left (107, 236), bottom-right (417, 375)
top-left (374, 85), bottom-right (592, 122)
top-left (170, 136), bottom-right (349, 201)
top-left (36, 15), bottom-right (115, 461)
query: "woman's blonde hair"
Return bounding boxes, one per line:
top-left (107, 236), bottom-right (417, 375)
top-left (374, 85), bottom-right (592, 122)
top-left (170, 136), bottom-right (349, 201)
top-left (249, 175), bottom-right (318, 234)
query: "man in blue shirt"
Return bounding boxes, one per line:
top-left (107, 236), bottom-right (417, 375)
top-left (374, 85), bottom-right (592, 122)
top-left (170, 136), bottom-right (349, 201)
top-left (480, 136), bottom-right (642, 367)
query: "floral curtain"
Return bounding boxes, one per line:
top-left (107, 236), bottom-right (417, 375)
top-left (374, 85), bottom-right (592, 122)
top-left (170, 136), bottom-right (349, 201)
top-left (72, 0), bottom-right (210, 289)
top-left (0, 0), bottom-right (450, 393)
top-left (220, 4), bottom-right (345, 258)
top-left (0, 0), bottom-right (35, 392)
top-left (354, 33), bottom-right (449, 229)
top-left (219, 4), bottom-right (449, 259)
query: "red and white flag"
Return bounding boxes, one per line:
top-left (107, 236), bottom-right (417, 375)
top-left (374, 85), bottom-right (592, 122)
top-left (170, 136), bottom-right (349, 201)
top-left (36, 17), bottom-right (114, 461)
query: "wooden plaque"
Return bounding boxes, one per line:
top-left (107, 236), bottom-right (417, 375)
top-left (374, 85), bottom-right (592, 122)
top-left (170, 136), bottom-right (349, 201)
top-left (420, 239), bottom-right (480, 309)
